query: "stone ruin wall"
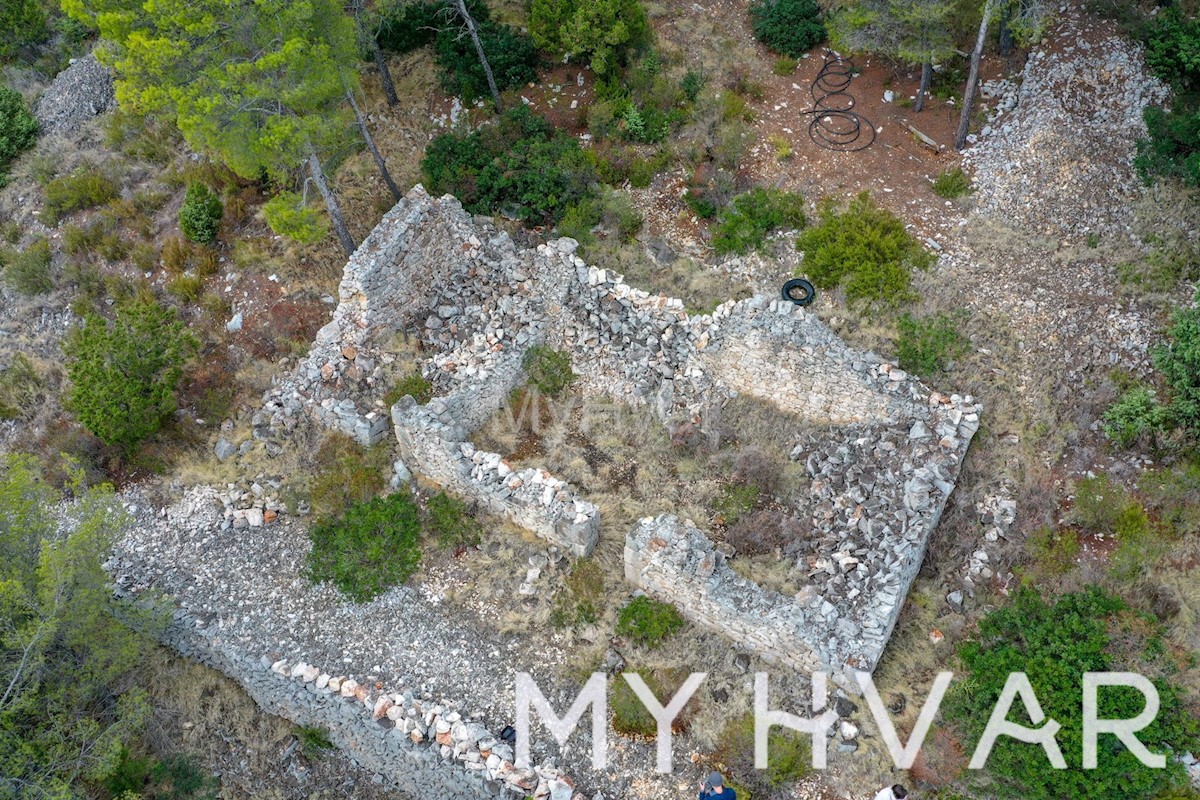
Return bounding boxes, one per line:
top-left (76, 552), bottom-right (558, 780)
top-left (256, 185), bottom-right (980, 682)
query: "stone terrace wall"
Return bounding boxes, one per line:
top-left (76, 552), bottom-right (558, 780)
top-left (123, 599), bottom-right (580, 800)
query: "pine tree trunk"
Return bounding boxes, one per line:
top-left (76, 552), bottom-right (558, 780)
top-left (955, 0), bottom-right (998, 150)
top-left (453, 0), bottom-right (502, 112)
top-left (914, 61), bottom-right (932, 112)
top-left (372, 38), bottom-right (400, 106)
top-left (998, 6), bottom-right (1014, 56)
top-left (347, 89), bottom-right (402, 201)
top-left (307, 148), bottom-right (356, 256)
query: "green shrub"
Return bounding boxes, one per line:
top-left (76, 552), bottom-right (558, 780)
top-left (179, 183), bottom-right (223, 244)
top-left (384, 371), bottom-right (434, 406)
top-left (263, 191), bottom-right (328, 244)
top-left (435, 21), bottom-right (540, 102)
top-left (895, 312), bottom-right (968, 377)
top-left (773, 56), bottom-right (797, 75)
top-left (1154, 292), bottom-right (1200, 432)
top-left (0, 0), bottom-right (48, 59)
top-left (0, 353), bottom-right (40, 420)
top-left (43, 168), bottom-right (119, 225)
top-left (713, 482), bottom-right (760, 525)
top-left (931, 167), bottom-right (972, 198)
top-left (529, 0), bottom-right (651, 77)
top-left (795, 192), bottom-right (933, 307)
top-left (0, 87), bottom-right (38, 178)
top-left (522, 345), bottom-right (575, 396)
top-left (1143, 463), bottom-right (1200, 539)
top-left (1135, 106), bottom-right (1200, 188)
top-left (308, 433), bottom-right (391, 519)
top-left (423, 106), bottom-right (596, 225)
top-left (296, 726), bottom-right (334, 759)
top-left (1025, 525), bottom-right (1080, 576)
top-left (616, 596), bottom-right (685, 646)
top-left (550, 558), bottom-right (605, 628)
top-left (558, 189), bottom-right (643, 246)
top-left (1072, 474), bottom-right (1136, 535)
top-left (4, 237), bottom-right (52, 294)
top-left (307, 492), bottom-right (422, 601)
top-left (1103, 386), bottom-right (1167, 448)
top-left (166, 273), bottom-right (204, 302)
top-left (711, 187), bottom-right (806, 255)
top-left (426, 491), bottom-right (482, 548)
top-left (682, 69), bottom-right (705, 102)
top-left (749, 0), bottom-right (825, 57)
top-left (714, 713), bottom-right (812, 795)
top-left (377, 0), bottom-right (448, 53)
top-left (64, 298), bottom-right (197, 450)
top-left (949, 587), bottom-right (1197, 800)
top-left (611, 671), bottom-right (660, 736)
top-left (1142, 7), bottom-right (1199, 96)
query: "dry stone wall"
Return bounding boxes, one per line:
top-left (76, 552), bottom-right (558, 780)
top-left (253, 185), bottom-right (979, 679)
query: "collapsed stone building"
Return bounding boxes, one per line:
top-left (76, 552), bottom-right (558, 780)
top-left (262, 185), bottom-right (980, 682)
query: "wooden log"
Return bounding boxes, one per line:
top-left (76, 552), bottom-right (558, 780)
top-left (907, 124), bottom-right (941, 151)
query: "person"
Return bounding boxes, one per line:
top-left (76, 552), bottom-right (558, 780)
top-left (873, 785), bottom-right (908, 800)
top-left (698, 771), bottom-right (736, 800)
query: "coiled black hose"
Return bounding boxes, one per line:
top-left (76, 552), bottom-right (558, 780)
top-left (803, 51), bottom-right (876, 152)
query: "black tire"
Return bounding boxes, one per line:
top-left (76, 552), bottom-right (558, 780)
top-left (781, 278), bottom-right (816, 306)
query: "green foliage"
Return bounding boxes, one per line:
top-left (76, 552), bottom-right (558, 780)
top-left (296, 726), bottom-right (335, 760)
top-left (550, 558), bottom-right (605, 628)
top-left (43, 167), bottom-right (119, 225)
top-left (932, 166), bottom-right (972, 198)
top-left (1154, 293), bottom-right (1200, 432)
top-left (557, 188), bottom-right (643, 247)
top-left (179, 183), bottom-right (223, 244)
top-left (895, 312), bottom-right (968, 377)
top-left (773, 56), bottom-right (797, 75)
top-left (1143, 462), bottom-right (1200, 539)
top-left (1025, 525), bottom-right (1080, 577)
top-left (828, 0), bottom-right (955, 78)
top-left (682, 69), bottom-right (705, 102)
top-left (307, 492), bottom-right (422, 601)
top-left (711, 187), bottom-right (806, 255)
top-left (530, 0), bottom-right (651, 76)
top-left (308, 433), bottom-right (391, 519)
top-left (4, 237), bottom-right (53, 295)
top-left (263, 191), bottom-right (329, 244)
top-left (0, 87), bottom-right (38, 180)
top-left (749, 0), bottom-right (826, 58)
top-left (423, 106), bottom-right (596, 225)
top-left (63, 298), bottom-right (197, 450)
top-left (0, 455), bottom-right (160, 798)
top-left (0, 0), bottom-right (48, 58)
top-left (1135, 106), bottom-right (1200, 188)
top-left (0, 353), bottom-right (41, 420)
top-left (714, 713), bottom-right (812, 796)
top-left (434, 21), bottom-right (540, 102)
top-left (522, 344), bottom-right (576, 396)
top-left (1142, 7), bottom-right (1199, 96)
top-left (611, 672), bottom-right (660, 736)
top-left (166, 273), bottom-right (204, 302)
top-left (795, 192), bottom-right (933, 307)
top-left (616, 596), bottom-right (685, 646)
top-left (426, 491), bottom-right (483, 548)
top-left (376, 0), bottom-right (487, 54)
top-left (949, 587), bottom-right (1197, 800)
top-left (384, 371), bottom-right (434, 406)
top-left (1104, 386), bottom-right (1167, 448)
top-left (713, 482), bottom-right (760, 525)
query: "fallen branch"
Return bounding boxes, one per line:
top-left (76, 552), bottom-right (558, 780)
top-left (907, 124), bottom-right (941, 151)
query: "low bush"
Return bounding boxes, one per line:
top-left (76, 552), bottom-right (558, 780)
top-left (523, 345), bottom-right (576, 396)
top-left (713, 482), bottom-right (761, 526)
top-left (0, 87), bottom-right (38, 181)
top-left (714, 713), bottom-right (812, 796)
top-left (611, 671), bottom-right (661, 736)
top-left (308, 433), bottom-right (392, 519)
top-left (725, 509), bottom-right (804, 556)
top-left (4, 237), bottom-right (53, 294)
top-left (795, 192), bottom-right (933, 307)
top-left (711, 187), bottom-right (806, 255)
top-left (1025, 525), bottom-right (1080, 576)
top-left (931, 167), bottom-right (972, 198)
top-left (307, 492), bottom-right (422, 601)
top-left (550, 558), bottom-right (605, 628)
top-left (530, 0), bottom-right (651, 77)
top-left (423, 106), bottom-right (596, 225)
top-left (773, 56), bottom-right (798, 75)
top-left (1154, 291), bottom-right (1200, 432)
top-left (1103, 386), bottom-right (1167, 448)
top-left (262, 191), bottom-right (328, 244)
top-left (434, 21), bottom-right (540, 102)
top-left (296, 726), bottom-right (335, 760)
top-left (0, 353), bottom-right (41, 420)
top-left (557, 189), bottom-right (644, 246)
top-left (43, 167), bottom-right (119, 224)
top-left (179, 183), bottom-right (223, 244)
top-left (749, 0), bottom-right (826, 57)
top-left (376, 0), bottom-right (486, 54)
top-left (64, 298), bottom-right (197, 450)
top-left (767, 134), bottom-right (792, 160)
top-left (616, 596), bottom-right (685, 646)
top-left (949, 587), bottom-right (1197, 800)
top-left (384, 371), bottom-right (434, 406)
top-left (425, 491), bottom-right (482, 548)
top-left (1136, 106), bottom-right (1200, 188)
top-left (895, 312), bottom-right (968, 377)
top-left (166, 273), bottom-right (204, 303)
